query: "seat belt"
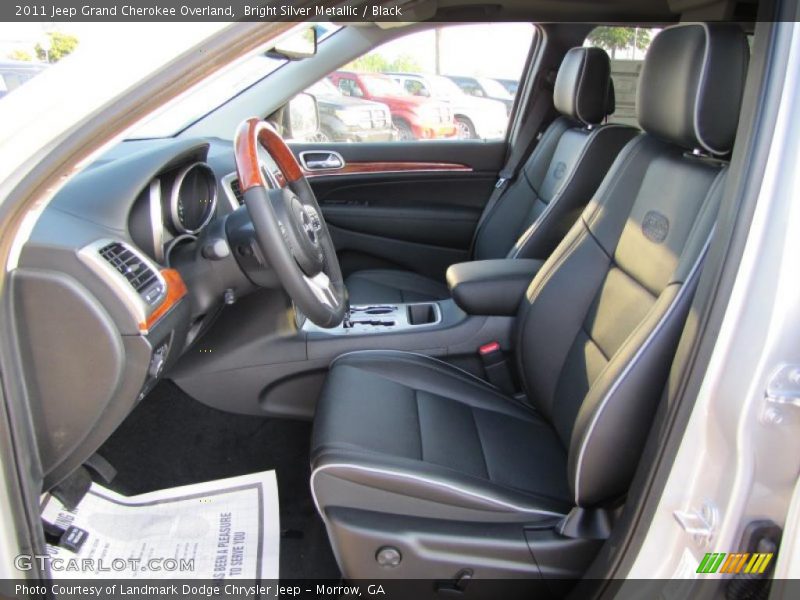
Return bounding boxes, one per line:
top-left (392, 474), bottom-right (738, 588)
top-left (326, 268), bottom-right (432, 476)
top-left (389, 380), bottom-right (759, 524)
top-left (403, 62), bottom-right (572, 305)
top-left (469, 69), bottom-right (557, 257)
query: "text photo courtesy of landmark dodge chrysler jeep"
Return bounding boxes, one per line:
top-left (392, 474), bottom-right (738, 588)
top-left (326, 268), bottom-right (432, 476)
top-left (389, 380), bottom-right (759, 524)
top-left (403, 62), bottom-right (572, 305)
top-left (387, 72), bottom-right (508, 139)
top-left (329, 71), bottom-right (456, 140)
top-left (305, 79), bottom-right (395, 143)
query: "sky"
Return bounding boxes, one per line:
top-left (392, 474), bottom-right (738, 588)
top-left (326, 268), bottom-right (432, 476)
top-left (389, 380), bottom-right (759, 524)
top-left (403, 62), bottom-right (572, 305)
top-left (370, 23), bottom-right (535, 80)
top-left (0, 21), bottom-right (78, 57)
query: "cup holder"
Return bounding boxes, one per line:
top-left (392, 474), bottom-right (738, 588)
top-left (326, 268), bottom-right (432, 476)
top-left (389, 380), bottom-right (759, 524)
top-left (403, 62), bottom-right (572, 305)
top-left (407, 303), bottom-right (438, 326)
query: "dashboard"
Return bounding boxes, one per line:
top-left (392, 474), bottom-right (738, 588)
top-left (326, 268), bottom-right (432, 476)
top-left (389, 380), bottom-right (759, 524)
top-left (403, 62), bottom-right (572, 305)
top-left (13, 136), bottom-right (260, 491)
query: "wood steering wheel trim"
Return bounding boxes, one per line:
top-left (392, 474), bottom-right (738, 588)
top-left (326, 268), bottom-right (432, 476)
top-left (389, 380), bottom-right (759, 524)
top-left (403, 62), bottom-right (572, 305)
top-left (234, 118), bottom-right (304, 191)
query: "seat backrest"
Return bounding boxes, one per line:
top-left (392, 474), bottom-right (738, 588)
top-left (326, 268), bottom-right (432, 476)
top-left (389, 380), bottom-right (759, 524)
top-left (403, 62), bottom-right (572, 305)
top-left (474, 47), bottom-right (638, 261)
top-left (515, 23), bottom-right (750, 507)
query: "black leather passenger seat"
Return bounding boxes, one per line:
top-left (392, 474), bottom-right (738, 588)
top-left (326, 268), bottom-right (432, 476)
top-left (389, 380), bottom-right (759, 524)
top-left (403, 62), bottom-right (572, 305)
top-left (346, 46), bottom-right (638, 304)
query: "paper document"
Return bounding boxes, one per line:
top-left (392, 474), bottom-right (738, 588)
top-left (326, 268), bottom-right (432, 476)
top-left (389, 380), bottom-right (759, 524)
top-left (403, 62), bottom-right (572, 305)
top-left (41, 470), bottom-right (280, 580)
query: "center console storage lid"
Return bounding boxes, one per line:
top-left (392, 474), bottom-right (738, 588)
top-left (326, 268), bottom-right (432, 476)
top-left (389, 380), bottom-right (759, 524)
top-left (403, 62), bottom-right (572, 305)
top-left (446, 259), bottom-right (544, 316)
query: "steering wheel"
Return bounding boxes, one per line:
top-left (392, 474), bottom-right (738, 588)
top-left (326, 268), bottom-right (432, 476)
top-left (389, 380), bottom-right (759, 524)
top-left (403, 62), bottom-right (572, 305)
top-left (233, 118), bottom-right (347, 328)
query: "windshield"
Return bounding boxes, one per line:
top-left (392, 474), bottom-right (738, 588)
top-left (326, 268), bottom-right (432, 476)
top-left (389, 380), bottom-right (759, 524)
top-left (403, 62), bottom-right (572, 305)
top-left (477, 77), bottom-right (512, 99)
top-left (130, 53), bottom-right (285, 139)
top-left (360, 75), bottom-right (407, 97)
top-left (427, 75), bottom-right (465, 98)
top-left (306, 78), bottom-right (340, 96)
top-left (130, 24), bottom-right (340, 139)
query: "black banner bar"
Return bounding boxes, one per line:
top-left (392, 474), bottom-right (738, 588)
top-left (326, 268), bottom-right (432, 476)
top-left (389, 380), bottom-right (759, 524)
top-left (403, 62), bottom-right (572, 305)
top-left (0, 577), bottom-right (793, 600)
top-left (0, 0), bottom-right (769, 22)
top-left (6, 1), bottom-right (416, 22)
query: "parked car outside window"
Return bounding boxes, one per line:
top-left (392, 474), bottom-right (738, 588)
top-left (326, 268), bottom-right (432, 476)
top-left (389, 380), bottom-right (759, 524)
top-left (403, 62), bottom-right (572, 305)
top-left (329, 71), bottom-right (456, 140)
top-left (446, 74), bottom-right (515, 115)
top-left (387, 72), bottom-right (508, 139)
top-left (494, 77), bottom-right (519, 96)
top-left (305, 78), bottom-right (395, 143)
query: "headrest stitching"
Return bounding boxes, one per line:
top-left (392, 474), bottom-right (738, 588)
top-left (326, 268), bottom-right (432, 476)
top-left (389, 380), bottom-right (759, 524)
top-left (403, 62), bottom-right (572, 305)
top-left (691, 23), bottom-right (723, 155)
top-left (575, 49), bottom-right (589, 125)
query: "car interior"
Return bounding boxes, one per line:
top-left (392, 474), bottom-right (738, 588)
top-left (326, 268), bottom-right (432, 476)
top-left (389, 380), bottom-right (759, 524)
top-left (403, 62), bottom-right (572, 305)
top-left (5, 0), bottom-right (780, 595)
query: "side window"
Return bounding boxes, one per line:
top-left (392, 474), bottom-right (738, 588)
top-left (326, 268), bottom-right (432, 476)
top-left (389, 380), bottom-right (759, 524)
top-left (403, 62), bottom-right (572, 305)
top-left (405, 80), bottom-right (427, 97)
top-left (299, 23), bottom-right (535, 143)
top-left (585, 26), bottom-right (660, 128)
top-left (337, 78), bottom-right (363, 98)
top-left (461, 81), bottom-right (483, 97)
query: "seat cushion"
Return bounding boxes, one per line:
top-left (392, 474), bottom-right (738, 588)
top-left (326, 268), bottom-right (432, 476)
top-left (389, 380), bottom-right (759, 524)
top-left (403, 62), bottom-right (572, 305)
top-left (345, 269), bottom-right (449, 304)
top-left (311, 351), bottom-right (572, 523)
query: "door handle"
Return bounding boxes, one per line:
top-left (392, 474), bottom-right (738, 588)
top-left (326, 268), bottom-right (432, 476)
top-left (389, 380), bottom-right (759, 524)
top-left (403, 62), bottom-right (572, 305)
top-left (299, 151), bottom-right (345, 171)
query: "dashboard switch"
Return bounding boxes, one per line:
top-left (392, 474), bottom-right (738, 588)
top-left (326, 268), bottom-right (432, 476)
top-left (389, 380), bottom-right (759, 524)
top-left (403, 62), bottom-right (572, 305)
top-left (202, 238), bottom-right (231, 261)
top-left (148, 343), bottom-right (169, 378)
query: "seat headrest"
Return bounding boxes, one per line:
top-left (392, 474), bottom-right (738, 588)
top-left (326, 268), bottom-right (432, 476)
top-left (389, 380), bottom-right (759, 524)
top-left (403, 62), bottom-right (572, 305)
top-left (554, 47), bottom-right (614, 126)
top-left (636, 23), bottom-right (749, 155)
top-left (605, 78), bottom-right (616, 117)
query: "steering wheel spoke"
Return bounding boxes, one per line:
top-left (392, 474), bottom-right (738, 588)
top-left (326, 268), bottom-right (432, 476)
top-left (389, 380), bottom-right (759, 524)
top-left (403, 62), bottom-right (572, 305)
top-left (303, 271), bottom-right (341, 309)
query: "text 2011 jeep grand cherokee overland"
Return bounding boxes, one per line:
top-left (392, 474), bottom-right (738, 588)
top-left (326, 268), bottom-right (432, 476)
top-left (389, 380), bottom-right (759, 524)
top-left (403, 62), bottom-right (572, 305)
top-left (0, 1), bottom-right (799, 598)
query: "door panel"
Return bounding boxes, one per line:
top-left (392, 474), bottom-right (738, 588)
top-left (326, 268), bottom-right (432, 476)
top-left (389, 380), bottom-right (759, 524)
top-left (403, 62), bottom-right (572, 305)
top-left (290, 140), bottom-right (504, 279)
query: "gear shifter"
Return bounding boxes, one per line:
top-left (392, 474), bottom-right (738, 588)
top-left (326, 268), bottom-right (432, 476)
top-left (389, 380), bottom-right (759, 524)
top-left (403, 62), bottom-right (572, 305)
top-left (342, 305), bottom-right (354, 329)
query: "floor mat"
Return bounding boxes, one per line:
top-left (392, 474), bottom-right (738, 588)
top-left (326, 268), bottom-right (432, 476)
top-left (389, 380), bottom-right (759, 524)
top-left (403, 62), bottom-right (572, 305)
top-left (98, 380), bottom-right (339, 579)
top-left (42, 471), bottom-right (279, 579)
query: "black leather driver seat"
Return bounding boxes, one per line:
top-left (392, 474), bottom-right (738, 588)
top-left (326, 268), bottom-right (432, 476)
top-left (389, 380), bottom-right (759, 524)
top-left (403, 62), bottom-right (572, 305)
top-left (312, 24), bottom-right (749, 580)
top-left (345, 46), bottom-right (638, 304)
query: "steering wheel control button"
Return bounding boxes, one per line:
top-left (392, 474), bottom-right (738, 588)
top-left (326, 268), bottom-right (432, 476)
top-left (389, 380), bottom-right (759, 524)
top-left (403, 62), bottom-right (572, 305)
top-left (301, 205), bottom-right (322, 246)
top-left (277, 191), bottom-right (326, 276)
top-left (376, 546), bottom-right (402, 568)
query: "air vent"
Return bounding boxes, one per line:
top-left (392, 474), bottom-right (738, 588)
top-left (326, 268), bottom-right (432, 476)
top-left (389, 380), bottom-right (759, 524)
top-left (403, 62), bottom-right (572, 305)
top-left (98, 242), bottom-right (163, 304)
top-left (229, 178), bottom-right (244, 205)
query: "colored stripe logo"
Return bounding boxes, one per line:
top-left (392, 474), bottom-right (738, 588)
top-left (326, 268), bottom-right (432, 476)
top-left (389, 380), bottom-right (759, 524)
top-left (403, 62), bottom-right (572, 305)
top-left (697, 552), bottom-right (773, 574)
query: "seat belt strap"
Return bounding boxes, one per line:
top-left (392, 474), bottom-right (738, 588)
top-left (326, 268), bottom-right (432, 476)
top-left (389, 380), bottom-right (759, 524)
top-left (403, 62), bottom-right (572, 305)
top-left (469, 72), bottom-right (556, 257)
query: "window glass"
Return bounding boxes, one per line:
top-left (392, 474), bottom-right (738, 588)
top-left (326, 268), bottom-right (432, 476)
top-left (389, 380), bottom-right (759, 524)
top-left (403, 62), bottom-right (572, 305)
top-left (404, 79), bottom-right (427, 96)
top-left (307, 78), bottom-right (339, 96)
top-left (476, 77), bottom-right (512, 99)
top-left (299, 23), bottom-right (535, 142)
top-left (585, 26), bottom-right (661, 127)
top-left (128, 24), bottom-right (342, 138)
top-left (337, 77), bottom-right (363, 98)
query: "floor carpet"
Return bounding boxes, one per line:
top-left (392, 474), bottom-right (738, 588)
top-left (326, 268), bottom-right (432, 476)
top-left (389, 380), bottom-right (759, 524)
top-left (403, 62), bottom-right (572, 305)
top-left (97, 380), bottom-right (339, 580)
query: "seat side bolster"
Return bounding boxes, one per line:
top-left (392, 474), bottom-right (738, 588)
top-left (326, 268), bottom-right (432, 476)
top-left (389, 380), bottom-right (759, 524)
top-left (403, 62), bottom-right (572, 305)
top-left (568, 232), bottom-right (713, 506)
top-left (311, 459), bottom-right (569, 524)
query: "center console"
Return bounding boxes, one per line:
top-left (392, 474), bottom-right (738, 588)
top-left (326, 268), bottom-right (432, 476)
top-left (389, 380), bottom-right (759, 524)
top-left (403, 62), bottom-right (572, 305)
top-left (172, 259), bottom-right (545, 419)
top-left (302, 302), bottom-right (442, 335)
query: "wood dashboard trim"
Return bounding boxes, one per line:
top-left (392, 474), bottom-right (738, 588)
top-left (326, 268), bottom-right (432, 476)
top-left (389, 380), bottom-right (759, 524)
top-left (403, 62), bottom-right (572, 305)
top-left (139, 268), bottom-right (187, 333)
